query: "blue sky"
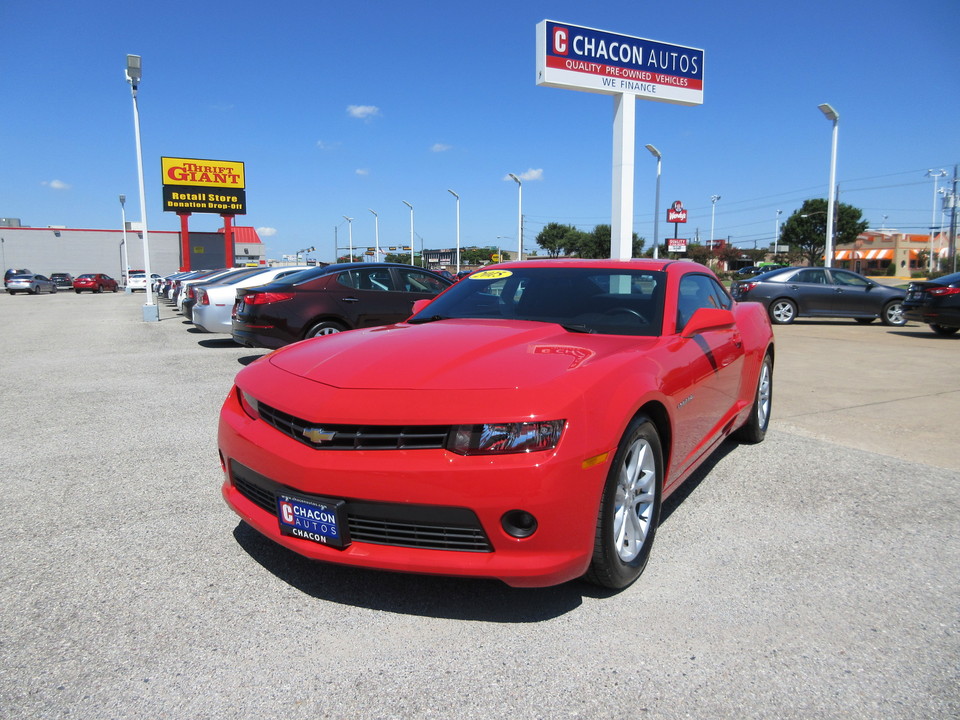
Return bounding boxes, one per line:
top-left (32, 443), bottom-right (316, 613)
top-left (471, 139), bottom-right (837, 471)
top-left (2, 0), bottom-right (958, 262)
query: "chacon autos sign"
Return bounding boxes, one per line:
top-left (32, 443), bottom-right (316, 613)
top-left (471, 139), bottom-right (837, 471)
top-left (161, 157), bottom-right (246, 215)
top-left (536, 20), bottom-right (704, 106)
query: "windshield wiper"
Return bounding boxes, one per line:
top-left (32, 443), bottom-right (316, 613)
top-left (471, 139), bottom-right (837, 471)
top-left (407, 315), bottom-right (448, 325)
top-left (560, 323), bottom-right (595, 334)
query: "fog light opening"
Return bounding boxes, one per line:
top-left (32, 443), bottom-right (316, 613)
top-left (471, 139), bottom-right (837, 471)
top-left (501, 510), bottom-right (538, 539)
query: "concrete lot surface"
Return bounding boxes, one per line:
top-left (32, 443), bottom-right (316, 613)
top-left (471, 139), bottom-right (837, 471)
top-left (1, 291), bottom-right (957, 720)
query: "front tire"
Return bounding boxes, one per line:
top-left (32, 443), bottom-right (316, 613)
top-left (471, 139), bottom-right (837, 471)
top-left (769, 298), bottom-right (797, 325)
top-left (881, 301), bottom-right (906, 327)
top-left (585, 415), bottom-right (663, 590)
top-left (735, 353), bottom-right (773, 444)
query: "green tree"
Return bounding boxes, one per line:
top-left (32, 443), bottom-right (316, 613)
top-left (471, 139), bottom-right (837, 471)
top-left (780, 198), bottom-right (868, 267)
top-left (535, 223), bottom-right (582, 258)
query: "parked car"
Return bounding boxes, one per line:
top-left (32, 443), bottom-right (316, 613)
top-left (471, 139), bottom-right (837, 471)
top-left (127, 273), bottom-right (147, 291)
top-left (73, 273), bottom-right (119, 293)
top-left (192, 266), bottom-right (311, 334)
top-left (4, 268), bottom-right (32, 286)
top-left (5, 273), bottom-right (57, 294)
top-left (731, 266), bottom-right (906, 326)
top-left (50, 273), bottom-right (74, 289)
top-left (219, 259), bottom-right (774, 589)
top-left (231, 262), bottom-right (454, 349)
top-left (902, 271), bottom-right (960, 336)
top-left (735, 265), bottom-right (783, 278)
top-left (181, 268), bottom-right (271, 321)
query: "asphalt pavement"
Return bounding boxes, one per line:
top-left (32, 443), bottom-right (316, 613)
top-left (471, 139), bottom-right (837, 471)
top-left (1, 290), bottom-right (957, 719)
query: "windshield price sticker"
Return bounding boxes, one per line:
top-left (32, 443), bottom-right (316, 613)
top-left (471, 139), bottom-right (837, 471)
top-left (469, 270), bottom-right (513, 281)
top-left (277, 494), bottom-right (349, 549)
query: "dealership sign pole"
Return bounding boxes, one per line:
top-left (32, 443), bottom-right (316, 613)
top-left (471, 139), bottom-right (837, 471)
top-left (536, 21), bottom-right (704, 260)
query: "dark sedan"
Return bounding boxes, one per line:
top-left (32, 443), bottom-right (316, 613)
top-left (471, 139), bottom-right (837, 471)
top-left (231, 262), bottom-right (454, 348)
top-left (902, 271), bottom-right (960, 336)
top-left (731, 266), bottom-right (906, 326)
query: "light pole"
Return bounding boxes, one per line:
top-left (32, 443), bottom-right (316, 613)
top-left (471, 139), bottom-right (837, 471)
top-left (125, 54), bottom-right (158, 321)
top-left (448, 189), bottom-right (460, 273)
top-left (402, 201), bottom-right (415, 265)
top-left (775, 209), bottom-right (783, 250)
top-left (507, 174), bottom-right (523, 261)
top-left (710, 195), bottom-right (721, 249)
top-left (927, 169), bottom-right (948, 273)
top-left (119, 194), bottom-right (130, 292)
top-left (342, 216), bottom-right (353, 261)
top-left (818, 103), bottom-right (840, 268)
top-left (368, 209), bottom-right (379, 262)
top-left (645, 145), bottom-right (662, 259)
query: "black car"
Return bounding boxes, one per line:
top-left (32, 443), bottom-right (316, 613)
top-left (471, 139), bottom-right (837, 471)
top-left (232, 262), bottom-right (454, 349)
top-left (50, 273), bottom-right (74, 289)
top-left (902, 271), bottom-right (960, 336)
top-left (731, 266), bottom-right (906, 326)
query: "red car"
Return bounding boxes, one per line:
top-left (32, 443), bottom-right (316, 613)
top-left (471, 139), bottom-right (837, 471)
top-left (219, 259), bottom-right (774, 589)
top-left (73, 273), bottom-right (119, 293)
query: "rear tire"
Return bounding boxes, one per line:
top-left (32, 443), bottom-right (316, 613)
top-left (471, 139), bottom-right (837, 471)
top-left (735, 354), bottom-right (773, 444)
top-left (881, 301), bottom-right (905, 327)
top-left (584, 415), bottom-right (663, 590)
top-left (854, 317), bottom-right (875, 325)
top-left (930, 323), bottom-right (959, 337)
top-left (769, 298), bottom-right (797, 325)
top-left (305, 320), bottom-right (347, 338)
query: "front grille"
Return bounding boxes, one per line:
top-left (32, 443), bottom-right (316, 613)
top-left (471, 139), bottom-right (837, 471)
top-left (258, 401), bottom-right (450, 450)
top-left (230, 462), bottom-right (492, 552)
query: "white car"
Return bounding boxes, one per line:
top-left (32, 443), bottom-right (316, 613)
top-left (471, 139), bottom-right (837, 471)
top-left (192, 266), bottom-right (312, 333)
top-left (127, 273), bottom-right (147, 291)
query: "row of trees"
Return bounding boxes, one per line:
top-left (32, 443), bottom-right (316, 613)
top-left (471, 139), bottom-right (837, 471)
top-left (532, 199), bottom-right (869, 266)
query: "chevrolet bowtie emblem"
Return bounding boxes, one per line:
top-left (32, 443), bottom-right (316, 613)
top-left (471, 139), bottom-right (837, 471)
top-left (302, 427), bottom-right (336, 444)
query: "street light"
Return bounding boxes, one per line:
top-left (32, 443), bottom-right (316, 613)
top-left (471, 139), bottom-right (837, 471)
top-left (448, 189), bottom-right (460, 273)
top-left (775, 209), bottom-right (783, 250)
top-left (342, 216), bottom-right (353, 261)
top-left (926, 169), bottom-right (948, 273)
top-left (644, 145), bottom-right (661, 259)
top-left (125, 54), bottom-right (158, 321)
top-left (402, 201), bottom-right (415, 265)
top-left (507, 174), bottom-right (523, 262)
top-left (368, 209), bottom-right (379, 262)
top-left (818, 103), bottom-right (839, 267)
top-left (710, 195), bottom-right (721, 248)
top-left (119, 194), bottom-right (130, 292)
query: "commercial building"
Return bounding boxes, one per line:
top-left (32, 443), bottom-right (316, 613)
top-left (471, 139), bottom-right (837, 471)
top-left (834, 229), bottom-right (955, 276)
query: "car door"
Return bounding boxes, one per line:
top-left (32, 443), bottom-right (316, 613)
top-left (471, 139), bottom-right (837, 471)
top-left (787, 268), bottom-right (835, 315)
top-left (669, 274), bottom-right (745, 479)
top-left (826, 269), bottom-right (880, 316)
top-left (324, 267), bottom-right (408, 329)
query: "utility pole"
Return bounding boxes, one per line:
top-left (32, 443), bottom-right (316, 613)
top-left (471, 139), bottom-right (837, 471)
top-left (949, 164), bottom-right (959, 273)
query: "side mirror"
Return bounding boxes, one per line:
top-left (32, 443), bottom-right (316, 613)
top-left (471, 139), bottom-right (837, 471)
top-left (409, 298), bottom-right (433, 319)
top-left (681, 307), bottom-right (735, 338)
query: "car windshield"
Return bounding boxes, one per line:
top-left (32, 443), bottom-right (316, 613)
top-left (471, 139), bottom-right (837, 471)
top-left (408, 266), bottom-right (666, 336)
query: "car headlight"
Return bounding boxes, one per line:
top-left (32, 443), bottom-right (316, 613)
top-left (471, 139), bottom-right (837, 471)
top-left (238, 388), bottom-right (260, 419)
top-left (448, 420), bottom-right (565, 455)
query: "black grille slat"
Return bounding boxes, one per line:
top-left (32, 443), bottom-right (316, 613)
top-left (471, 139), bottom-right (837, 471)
top-left (257, 402), bottom-right (449, 450)
top-left (230, 462), bottom-right (492, 552)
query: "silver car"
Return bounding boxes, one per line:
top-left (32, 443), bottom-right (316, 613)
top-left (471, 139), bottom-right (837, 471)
top-left (192, 266), bottom-right (311, 333)
top-left (6, 273), bottom-right (57, 295)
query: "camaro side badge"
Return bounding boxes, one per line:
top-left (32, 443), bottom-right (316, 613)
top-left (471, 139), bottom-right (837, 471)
top-left (303, 428), bottom-right (336, 444)
top-left (677, 395), bottom-right (694, 410)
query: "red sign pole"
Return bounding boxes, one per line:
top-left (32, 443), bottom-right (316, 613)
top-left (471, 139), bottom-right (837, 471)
top-left (178, 212), bottom-right (192, 271)
top-left (222, 214), bottom-right (234, 268)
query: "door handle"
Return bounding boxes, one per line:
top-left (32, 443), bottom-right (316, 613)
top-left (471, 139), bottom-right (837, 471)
top-left (342, 296), bottom-right (360, 303)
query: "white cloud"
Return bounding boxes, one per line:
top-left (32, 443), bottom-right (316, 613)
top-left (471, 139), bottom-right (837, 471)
top-left (503, 169), bottom-right (544, 182)
top-left (316, 140), bottom-right (341, 150)
top-left (42, 179), bottom-right (71, 190)
top-left (347, 105), bottom-right (380, 119)
top-left (355, 168), bottom-right (370, 176)
top-left (431, 143), bottom-right (452, 153)
top-left (257, 227), bottom-right (278, 237)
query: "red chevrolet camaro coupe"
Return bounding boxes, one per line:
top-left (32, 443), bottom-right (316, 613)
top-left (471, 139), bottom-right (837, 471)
top-left (219, 259), bottom-right (774, 589)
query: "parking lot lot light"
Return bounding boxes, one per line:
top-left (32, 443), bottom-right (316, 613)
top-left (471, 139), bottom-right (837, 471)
top-left (644, 146), bottom-right (661, 260)
top-left (125, 54), bottom-right (158, 321)
top-left (818, 103), bottom-right (839, 268)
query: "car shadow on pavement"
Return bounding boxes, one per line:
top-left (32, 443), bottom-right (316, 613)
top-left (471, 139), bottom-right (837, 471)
top-left (228, 440), bottom-right (742, 620)
top-left (196, 337), bottom-right (240, 348)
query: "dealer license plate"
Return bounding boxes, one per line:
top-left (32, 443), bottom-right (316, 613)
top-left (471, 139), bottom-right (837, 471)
top-left (277, 494), bottom-right (349, 549)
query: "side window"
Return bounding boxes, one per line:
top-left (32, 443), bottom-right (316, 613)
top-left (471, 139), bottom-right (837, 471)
top-left (677, 274), bottom-right (724, 332)
top-left (398, 268), bottom-right (449, 294)
top-left (794, 269), bottom-right (827, 284)
top-left (831, 270), bottom-right (869, 287)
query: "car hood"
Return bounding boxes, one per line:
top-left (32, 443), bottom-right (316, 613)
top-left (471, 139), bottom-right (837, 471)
top-left (266, 319), bottom-right (657, 391)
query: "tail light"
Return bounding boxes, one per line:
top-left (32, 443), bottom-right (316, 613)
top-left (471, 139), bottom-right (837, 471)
top-left (243, 292), bottom-right (295, 305)
top-left (928, 287), bottom-right (960, 297)
top-left (197, 289), bottom-right (209, 305)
